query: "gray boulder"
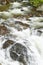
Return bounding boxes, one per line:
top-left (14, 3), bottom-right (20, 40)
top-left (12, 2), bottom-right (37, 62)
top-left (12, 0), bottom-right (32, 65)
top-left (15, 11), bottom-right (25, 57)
top-left (10, 43), bottom-right (28, 65)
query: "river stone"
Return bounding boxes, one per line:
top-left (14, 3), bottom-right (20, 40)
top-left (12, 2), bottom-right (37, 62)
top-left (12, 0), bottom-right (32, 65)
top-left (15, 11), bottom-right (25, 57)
top-left (0, 25), bottom-right (9, 35)
top-left (3, 40), bottom-right (14, 49)
top-left (10, 43), bottom-right (28, 65)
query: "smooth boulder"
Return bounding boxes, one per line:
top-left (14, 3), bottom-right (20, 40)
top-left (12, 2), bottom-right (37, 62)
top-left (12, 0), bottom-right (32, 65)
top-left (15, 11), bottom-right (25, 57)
top-left (10, 43), bottom-right (28, 65)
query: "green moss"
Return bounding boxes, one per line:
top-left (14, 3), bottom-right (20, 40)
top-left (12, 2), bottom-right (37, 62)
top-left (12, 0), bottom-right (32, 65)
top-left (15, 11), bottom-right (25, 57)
top-left (0, 4), bottom-right (11, 11)
top-left (29, 0), bottom-right (43, 7)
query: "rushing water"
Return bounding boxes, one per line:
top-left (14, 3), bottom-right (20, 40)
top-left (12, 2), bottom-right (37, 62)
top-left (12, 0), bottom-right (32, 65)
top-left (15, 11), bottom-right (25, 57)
top-left (0, 1), bottom-right (43, 65)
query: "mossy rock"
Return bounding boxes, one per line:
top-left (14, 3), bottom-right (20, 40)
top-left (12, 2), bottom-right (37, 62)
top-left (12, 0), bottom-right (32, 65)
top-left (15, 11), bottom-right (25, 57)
top-left (0, 4), bottom-right (11, 11)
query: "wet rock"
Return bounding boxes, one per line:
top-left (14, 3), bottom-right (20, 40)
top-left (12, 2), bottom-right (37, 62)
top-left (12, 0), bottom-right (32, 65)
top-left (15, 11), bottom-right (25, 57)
top-left (4, 18), bottom-right (29, 31)
top-left (0, 25), bottom-right (9, 35)
top-left (10, 43), bottom-right (28, 65)
top-left (3, 40), bottom-right (14, 49)
top-left (14, 21), bottom-right (29, 31)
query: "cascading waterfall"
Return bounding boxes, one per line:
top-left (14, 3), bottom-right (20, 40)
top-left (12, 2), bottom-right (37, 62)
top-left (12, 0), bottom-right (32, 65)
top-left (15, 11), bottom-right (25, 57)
top-left (0, 1), bottom-right (43, 65)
